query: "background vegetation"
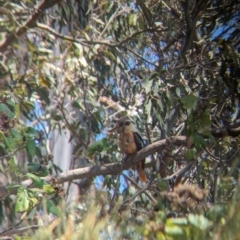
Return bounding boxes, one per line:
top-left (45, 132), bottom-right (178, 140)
top-left (0, 0), bottom-right (240, 239)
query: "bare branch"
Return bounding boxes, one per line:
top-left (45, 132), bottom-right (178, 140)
top-left (98, 96), bottom-right (125, 111)
top-left (36, 22), bottom-right (165, 49)
top-left (0, 225), bottom-right (40, 237)
top-left (210, 120), bottom-right (240, 137)
top-left (0, 0), bottom-right (62, 52)
top-left (57, 136), bottom-right (187, 183)
top-left (0, 145), bottom-right (25, 160)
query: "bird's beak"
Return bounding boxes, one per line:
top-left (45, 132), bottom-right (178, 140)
top-left (108, 123), bottom-right (120, 133)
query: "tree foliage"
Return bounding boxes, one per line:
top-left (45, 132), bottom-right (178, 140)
top-left (0, 0), bottom-right (240, 239)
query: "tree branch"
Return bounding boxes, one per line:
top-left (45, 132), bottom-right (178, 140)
top-left (210, 120), bottom-right (240, 138)
top-left (57, 119), bottom-right (240, 184)
top-left (0, 136), bottom-right (188, 199)
top-left (1, 119), bottom-right (240, 198)
top-left (57, 136), bottom-right (187, 183)
top-left (0, 0), bottom-right (62, 52)
top-left (36, 22), bottom-right (165, 49)
top-left (98, 96), bottom-right (125, 111)
top-left (0, 225), bottom-right (40, 237)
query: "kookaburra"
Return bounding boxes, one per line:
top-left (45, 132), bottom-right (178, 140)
top-left (109, 117), bottom-right (147, 182)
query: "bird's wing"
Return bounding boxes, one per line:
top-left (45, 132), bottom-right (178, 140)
top-left (133, 132), bottom-right (147, 182)
top-left (133, 132), bottom-right (145, 151)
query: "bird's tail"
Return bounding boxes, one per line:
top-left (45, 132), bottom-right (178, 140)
top-left (137, 161), bottom-right (147, 182)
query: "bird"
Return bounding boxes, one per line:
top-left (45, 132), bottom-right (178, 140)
top-left (109, 117), bottom-right (147, 182)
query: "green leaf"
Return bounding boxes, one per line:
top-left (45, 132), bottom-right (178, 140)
top-left (2, 135), bottom-right (10, 149)
top-left (43, 184), bottom-right (56, 195)
top-left (87, 138), bottom-right (110, 157)
top-left (192, 133), bottom-right (207, 149)
top-left (181, 95), bottom-right (199, 109)
top-left (149, 72), bottom-right (159, 80)
top-left (188, 214), bottom-right (212, 230)
top-left (21, 100), bottom-right (34, 116)
top-left (176, 87), bottom-right (181, 97)
top-left (13, 236), bottom-right (32, 240)
top-left (142, 79), bottom-right (153, 94)
top-left (102, 137), bottom-right (110, 148)
top-left (0, 103), bottom-right (14, 118)
top-left (26, 139), bottom-right (36, 158)
top-left (29, 197), bottom-right (38, 210)
top-left (10, 128), bottom-right (21, 139)
top-left (46, 199), bottom-right (61, 217)
top-left (5, 136), bottom-right (16, 149)
top-left (165, 225), bottom-right (184, 235)
top-left (185, 149), bottom-right (195, 160)
top-left (103, 50), bottom-right (117, 62)
top-left (6, 184), bottom-right (22, 192)
top-left (198, 111), bottom-right (211, 127)
top-left (35, 146), bottom-right (43, 157)
top-left (8, 158), bottom-right (20, 173)
top-left (14, 103), bottom-right (21, 118)
top-left (15, 187), bottom-right (29, 212)
top-left (129, 13), bottom-right (138, 26)
top-left (206, 205), bottom-right (228, 222)
top-left (35, 87), bottom-right (50, 105)
top-left (145, 100), bottom-right (152, 123)
top-left (72, 100), bottom-right (83, 110)
top-left (27, 162), bottom-right (48, 177)
top-left (52, 114), bottom-right (63, 121)
top-left (26, 173), bottom-right (45, 188)
top-left (91, 112), bottom-right (102, 133)
top-left (6, 99), bottom-right (15, 109)
top-left (0, 132), bottom-right (14, 150)
top-left (25, 127), bottom-right (39, 138)
top-left (27, 162), bottom-right (42, 172)
top-left (0, 131), bottom-right (5, 140)
top-left (167, 218), bottom-right (188, 225)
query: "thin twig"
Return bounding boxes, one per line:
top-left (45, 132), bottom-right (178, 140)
top-left (0, 0), bottom-right (62, 52)
top-left (122, 173), bottom-right (156, 203)
top-left (0, 145), bottom-right (25, 160)
top-left (0, 225), bottom-right (40, 237)
top-left (36, 22), bottom-right (165, 49)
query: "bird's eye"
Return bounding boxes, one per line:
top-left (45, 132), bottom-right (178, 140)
top-left (125, 121), bottom-right (130, 125)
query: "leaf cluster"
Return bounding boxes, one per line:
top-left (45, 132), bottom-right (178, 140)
top-left (0, 0), bottom-right (240, 239)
